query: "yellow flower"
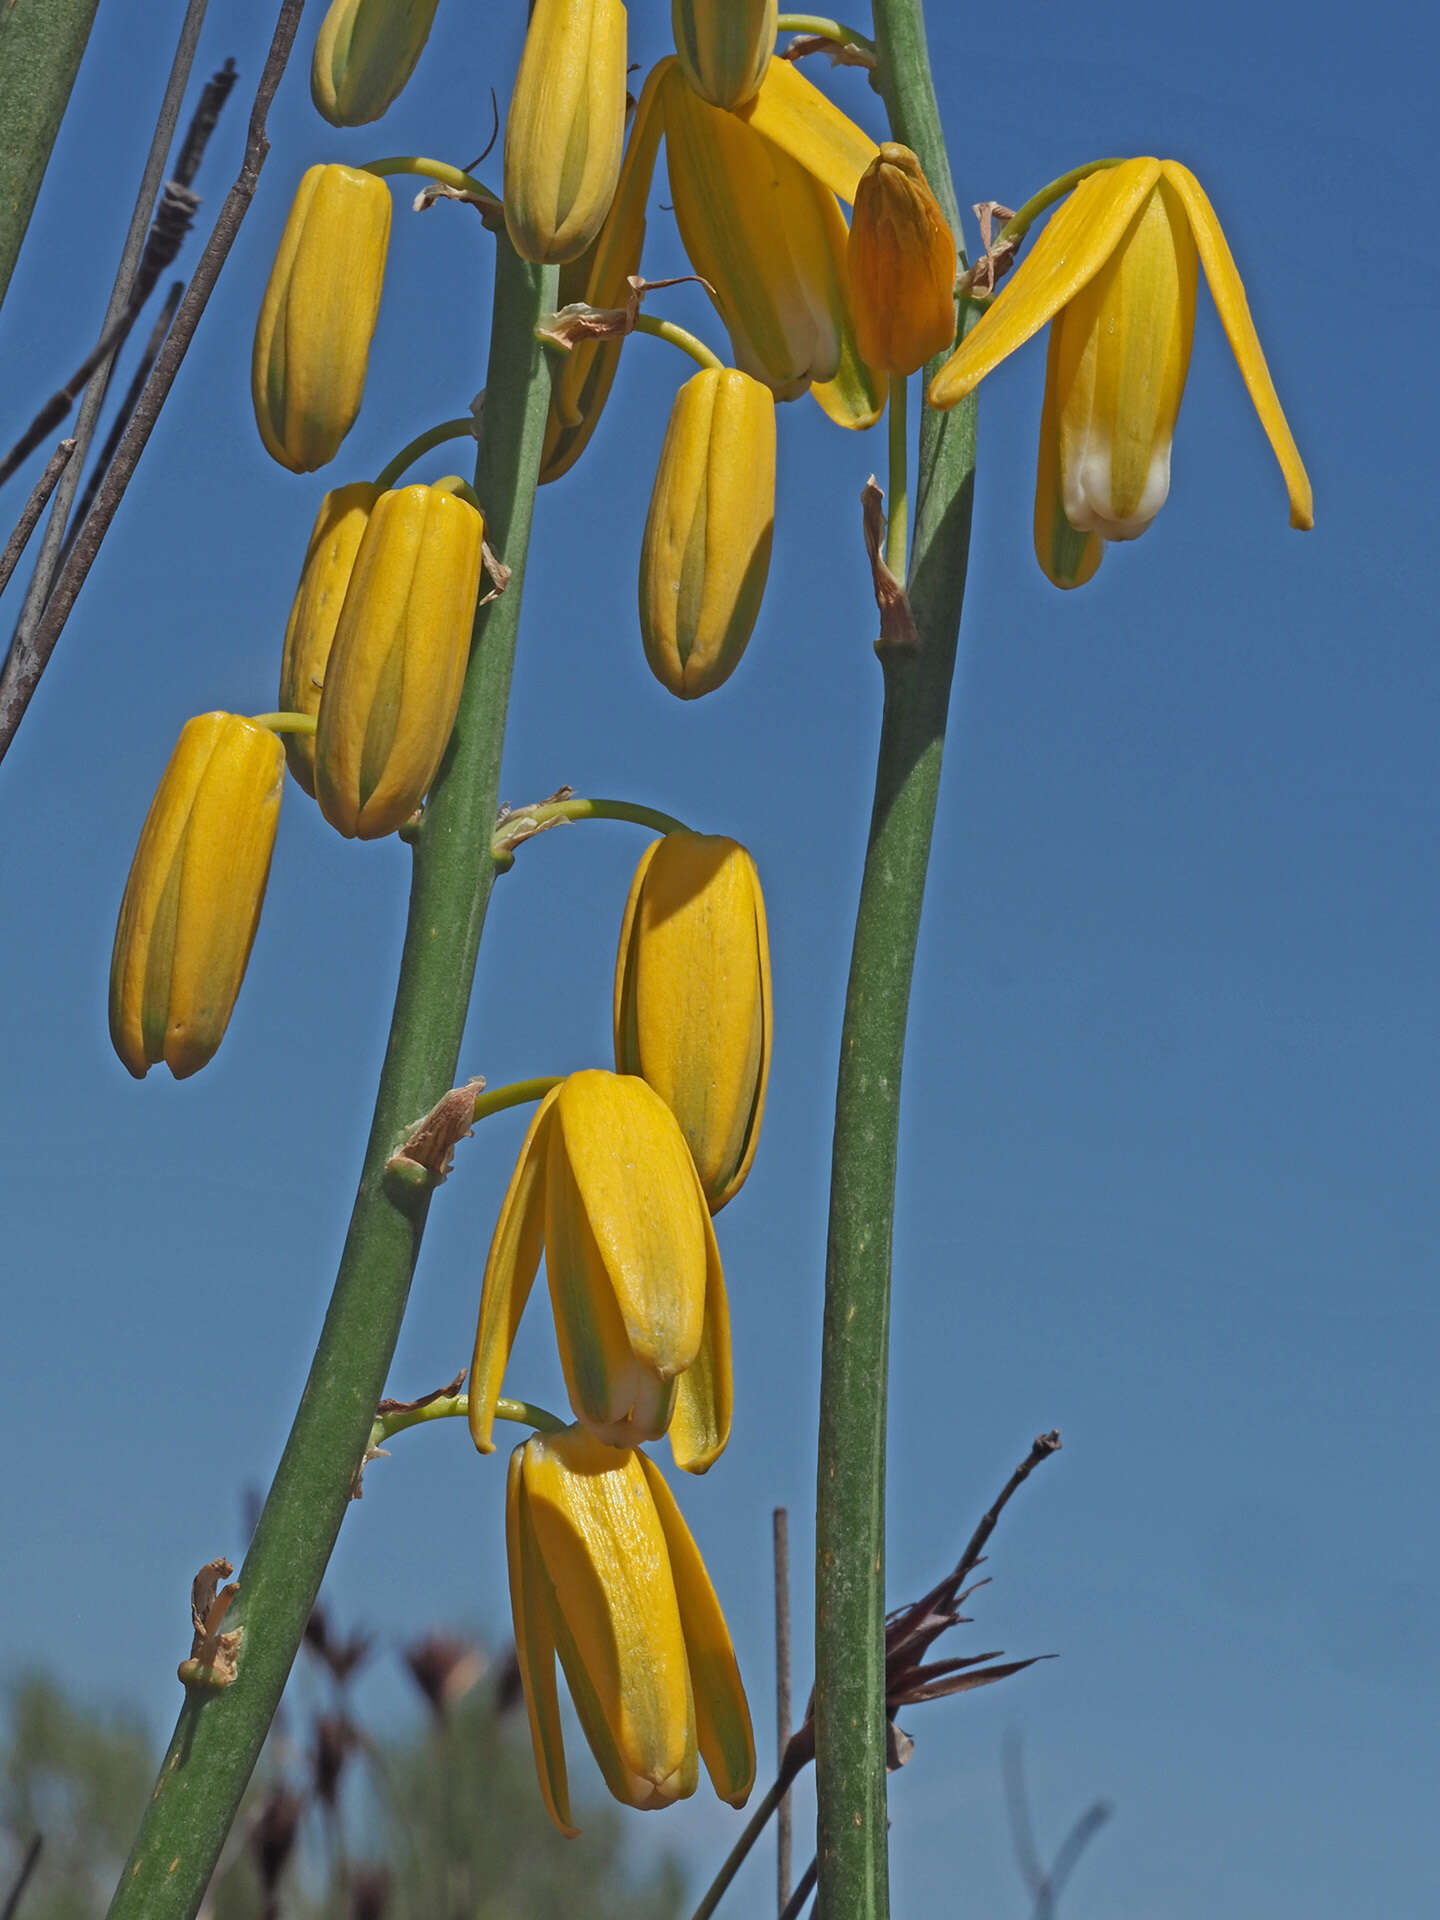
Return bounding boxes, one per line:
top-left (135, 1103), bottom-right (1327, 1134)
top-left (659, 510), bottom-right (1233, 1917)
top-left (507, 1424), bottom-right (755, 1834)
top-left (251, 164), bottom-right (391, 473)
top-left (503, 0), bottom-right (628, 266)
top-left (847, 143), bottom-right (956, 376)
top-left (929, 158), bottom-right (1313, 588)
top-left (469, 1071), bottom-right (732, 1473)
top-left (614, 833), bottom-right (772, 1210)
top-left (639, 368), bottom-right (776, 699)
top-left (109, 713), bottom-right (284, 1080)
top-left (660, 58), bottom-right (872, 401)
top-left (310, 0), bottom-right (440, 127)
top-left (313, 479), bottom-right (484, 839)
top-left (277, 483), bottom-right (380, 796)
top-left (671, 0), bottom-right (776, 109)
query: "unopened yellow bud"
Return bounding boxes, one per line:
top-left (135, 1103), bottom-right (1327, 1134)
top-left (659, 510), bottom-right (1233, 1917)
top-left (470, 1070), bottom-right (732, 1473)
top-left (110, 714), bottom-right (284, 1080)
top-left (672, 0), bottom-right (776, 109)
top-left (639, 369), bottom-right (775, 700)
top-left (847, 143), bottom-right (956, 375)
top-left (310, 0), bottom-right (440, 126)
top-left (504, 0), bottom-right (628, 266)
top-left (507, 1426), bottom-right (754, 1834)
top-left (277, 483), bottom-right (381, 795)
top-left (615, 833), bottom-right (772, 1211)
top-left (313, 479), bottom-right (484, 839)
top-left (251, 164), bottom-right (391, 473)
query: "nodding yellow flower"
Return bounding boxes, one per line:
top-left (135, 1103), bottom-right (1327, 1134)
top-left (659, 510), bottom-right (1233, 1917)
top-left (507, 1425), bottom-right (755, 1834)
top-left (671, 0), bottom-right (776, 109)
top-left (469, 1070), bottom-right (732, 1474)
top-left (661, 61), bottom-right (857, 400)
top-left (614, 834), bottom-right (772, 1212)
top-left (251, 164), bottom-right (391, 473)
top-left (310, 0), bottom-right (440, 127)
top-left (313, 478), bottom-right (483, 839)
top-left (503, 0), bottom-right (628, 266)
top-left (277, 483), bottom-right (380, 796)
top-left (847, 143), bottom-right (957, 376)
top-left (109, 714), bottom-right (284, 1080)
top-left (639, 368), bottom-right (776, 699)
top-left (928, 157), bottom-right (1313, 588)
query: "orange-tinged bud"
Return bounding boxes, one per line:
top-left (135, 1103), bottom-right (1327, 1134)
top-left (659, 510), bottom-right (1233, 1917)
top-left (277, 483), bottom-right (381, 795)
top-left (109, 714), bottom-right (284, 1080)
top-left (639, 369), bottom-right (775, 699)
top-left (313, 479), bottom-right (484, 839)
top-left (671, 0), bottom-right (776, 109)
top-left (614, 833), bottom-right (772, 1210)
top-left (310, 0), bottom-right (441, 127)
top-left (504, 0), bottom-right (628, 266)
top-left (847, 142), bottom-right (956, 375)
top-left (251, 164), bottom-right (391, 473)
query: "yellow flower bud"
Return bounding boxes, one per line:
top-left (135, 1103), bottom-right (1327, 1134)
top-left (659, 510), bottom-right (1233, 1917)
top-left (251, 164), bottom-right (391, 473)
top-left (310, 0), bottom-right (440, 126)
top-left (277, 483), bottom-right (380, 795)
top-left (507, 1425), bottom-right (755, 1834)
top-left (313, 479), bottom-right (484, 839)
top-left (614, 833), bottom-right (772, 1211)
top-left (470, 1071), bottom-right (732, 1474)
top-left (671, 0), bottom-right (776, 109)
top-left (503, 0), bottom-right (628, 266)
top-left (639, 369), bottom-right (775, 700)
top-left (109, 714), bottom-right (284, 1081)
top-left (661, 60), bottom-right (853, 398)
top-left (847, 142), bottom-right (956, 375)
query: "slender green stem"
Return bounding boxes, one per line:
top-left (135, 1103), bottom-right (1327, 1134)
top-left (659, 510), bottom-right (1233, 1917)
top-left (632, 312), bottom-right (725, 373)
top-left (885, 373), bottom-right (909, 582)
top-left (776, 14), bottom-right (875, 53)
top-left (106, 240), bottom-right (559, 1920)
top-left (811, 2), bottom-right (979, 1915)
top-left (373, 418), bottom-right (477, 491)
top-left (493, 793), bottom-right (692, 860)
top-left (371, 1392), bottom-right (566, 1450)
top-left (248, 710), bottom-right (316, 736)
top-left (361, 154), bottom-right (500, 208)
top-left (471, 1075), bottom-right (564, 1122)
top-left (958, 156), bottom-right (1126, 296)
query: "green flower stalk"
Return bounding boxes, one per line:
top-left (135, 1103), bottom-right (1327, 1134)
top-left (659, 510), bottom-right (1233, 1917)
top-left (507, 1423), bottom-right (755, 1833)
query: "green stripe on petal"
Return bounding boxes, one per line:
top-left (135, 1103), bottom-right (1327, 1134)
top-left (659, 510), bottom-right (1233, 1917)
top-left (668, 1186), bottom-right (732, 1473)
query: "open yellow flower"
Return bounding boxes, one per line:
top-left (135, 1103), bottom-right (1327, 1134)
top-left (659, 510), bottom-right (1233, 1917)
top-left (469, 1071), bottom-right (732, 1473)
top-left (507, 1424), bottom-right (755, 1834)
top-left (928, 158), bottom-right (1313, 588)
top-left (614, 833), bottom-right (772, 1209)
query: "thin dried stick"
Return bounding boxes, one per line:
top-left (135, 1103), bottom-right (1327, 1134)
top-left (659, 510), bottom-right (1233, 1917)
top-left (0, 440), bottom-right (74, 602)
top-left (0, 0), bottom-right (303, 766)
top-left (774, 1508), bottom-right (793, 1914)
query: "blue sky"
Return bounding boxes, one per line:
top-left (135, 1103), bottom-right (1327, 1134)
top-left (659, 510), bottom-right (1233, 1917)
top-left (2, 0), bottom-right (1436, 1914)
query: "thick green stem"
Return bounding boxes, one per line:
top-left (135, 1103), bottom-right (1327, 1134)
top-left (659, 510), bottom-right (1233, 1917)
top-left (885, 373), bottom-right (909, 581)
top-left (106, 240), bottom-right (558, 1920)
top-left (812, 2), bottom-right (978, 1914)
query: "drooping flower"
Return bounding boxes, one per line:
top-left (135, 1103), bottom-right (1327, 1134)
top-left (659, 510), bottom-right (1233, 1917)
top-left (638, 368), bottom-right (776, 699)
top-left (928, 158), bottom-right (1313, 587)
top-left (251, 164), bottom-right (391, 473)
top-left (110, 713), bottom-right (284, 1080)
top-left (847, 142), bottom-right (956, 376)
top-left (503, 0), bottom-right (628, 266)
top-left (312, 478), bottom-right (483, 839)
top-left (671, 0), bottom-right (776, 109)
top-left (507, 1424), bottom-right (755, 1833)
top-left (310, 0), bottom-right (440, 127)
top-left (276, 482), bottom-right (380, 796)
top-left (614, 833), bottom-right (771, 1208)
top-left (469, 1071), bottom-right (732, 1473)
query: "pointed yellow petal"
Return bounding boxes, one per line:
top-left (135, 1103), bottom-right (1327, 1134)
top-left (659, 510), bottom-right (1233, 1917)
top-left (469, 1090), bottom-right (558, 1453)
top-left (928, 157), bottom-right (1162, 410)
top-left (506, 1447), bottom-right (577, 1836)
top-left (638, 1454), bottom-right (755, 1805)
top-left (668, 1187), bottom-right (732, 1473)
top-left (1033, 320), bottom-right (1103, 589)
top-left (525, 1431), bottom-right (697, 1806)
top-left (1160, 160), bottom-right (1313, 530)
top-left (734, 53), bottom-right (878, 204)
